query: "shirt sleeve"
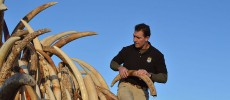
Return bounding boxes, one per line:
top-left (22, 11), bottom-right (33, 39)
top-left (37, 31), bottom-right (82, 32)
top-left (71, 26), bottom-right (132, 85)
top-left (110, 60), bottom-right (120, 71)
top-left (111, 47), bottom-right (127, 65)
top-left (152, 52), bottom-right (168, 83)
top-left (150, 73), bottom-right (167, 83)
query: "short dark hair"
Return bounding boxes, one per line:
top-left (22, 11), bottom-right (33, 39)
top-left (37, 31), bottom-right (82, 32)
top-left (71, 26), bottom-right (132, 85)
top-left (135, 23), bottom-right (151, 37)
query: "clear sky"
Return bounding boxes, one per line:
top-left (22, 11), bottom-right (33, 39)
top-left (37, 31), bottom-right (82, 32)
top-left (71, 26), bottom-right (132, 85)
top-left (4, 0), bottom-right (230, 100)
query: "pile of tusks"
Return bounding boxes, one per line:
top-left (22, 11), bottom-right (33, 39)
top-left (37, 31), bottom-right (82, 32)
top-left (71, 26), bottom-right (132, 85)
top-left (0, 1), bottom-right (157, 100)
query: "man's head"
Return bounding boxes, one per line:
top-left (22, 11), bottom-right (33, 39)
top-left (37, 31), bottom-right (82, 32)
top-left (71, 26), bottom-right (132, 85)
top-left (133, 23), bottom-right (151, 49)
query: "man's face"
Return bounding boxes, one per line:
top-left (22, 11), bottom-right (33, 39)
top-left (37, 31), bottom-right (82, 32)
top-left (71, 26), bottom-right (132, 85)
top-left (133, 31), bottom-right (149, 49)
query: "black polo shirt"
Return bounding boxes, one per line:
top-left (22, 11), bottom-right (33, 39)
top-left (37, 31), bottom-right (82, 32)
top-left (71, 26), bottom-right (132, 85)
top-left (112, 43), bottom-right (167, 87)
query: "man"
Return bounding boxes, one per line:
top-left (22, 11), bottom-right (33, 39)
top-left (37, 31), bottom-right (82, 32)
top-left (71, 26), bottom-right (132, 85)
top-left (110, 23), bottom-right (168, 100)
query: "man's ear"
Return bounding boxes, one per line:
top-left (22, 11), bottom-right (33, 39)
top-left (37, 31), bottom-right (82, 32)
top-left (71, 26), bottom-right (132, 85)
top-left (145, 36), bottom-right (150, 41)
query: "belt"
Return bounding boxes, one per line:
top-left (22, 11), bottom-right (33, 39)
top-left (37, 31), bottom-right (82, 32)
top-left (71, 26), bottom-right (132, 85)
top-left (122, 81), bottom-right (148, 90)
top-left (134, 84), bottom-right (148, 90)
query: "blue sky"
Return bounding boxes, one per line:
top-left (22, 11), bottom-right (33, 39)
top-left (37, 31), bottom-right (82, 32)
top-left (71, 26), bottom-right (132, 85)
top-left (4, 0), bottom-right (230, 100)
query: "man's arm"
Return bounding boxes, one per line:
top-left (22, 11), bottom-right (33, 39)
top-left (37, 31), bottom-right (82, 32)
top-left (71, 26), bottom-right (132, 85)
top-left (110, 60), bottom-right (120, 71)
top-left (110, 60), bottom-right (128, 78)
top-left (135, 69), bottom-right (168, 83)
top-left (150, 73), bottom-right (167, 83)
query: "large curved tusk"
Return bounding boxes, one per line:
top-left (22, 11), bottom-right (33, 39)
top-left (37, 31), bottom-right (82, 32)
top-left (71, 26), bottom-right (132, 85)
top-left (53, 46), bottom-right (88, 100)
top-left (24, 85), bottom-right (40, 100)
top-left (21, 19), bottom-right (43, 51)
top-left (59, 66), bottom-right (74, 98)
top-left (0, 2), bottom-right (6, 46)
top-left (65, 88), bottom-right (72, 100)
top-left (43, 46), bottom-right (67, 63)
top-left (0, 29), bottom-right (50, 86)
top-left (76, 61), bottom-right (101, 87)
top-left (68, 69), bottom-right (80, 93)
top-left (44, 80), bottom-right (56, 100)
top-left (41, 31), bottom-right (77, 46)
top-left (3, 20), bottom-right (10, 41)
top-left (83, 75), bottom-right (98, 100)
top-left (11, 30), bottom-right (29, 37)
top-left (0, 0), bottom-right (7, 11)
top-left (40, 35), bottom-right (54, 45)
top-left (0, 73), bottom-right (36, 100)
top-left (96, 89), bottom-right (107, 100)
top-left (23, 43), bottom-right (38, 80)
top-left (36, 49), bottom-right (57, 73)
top-left (111, 70), bottom-right (157, 96)
top-left (12, 2), bottom-right (57, 33)
top-left (96, 85), bottom-right (118, 100)
top-left (40, 58), bottom-right (61, 100)
top-left (53, 32), bottom-right (96, 48)
top-left (18, 60), bottom-right (29, 74)
top-left (72, 58), bottom-right (109, 90)
top-left (0, 36), bottom-right (20, 68)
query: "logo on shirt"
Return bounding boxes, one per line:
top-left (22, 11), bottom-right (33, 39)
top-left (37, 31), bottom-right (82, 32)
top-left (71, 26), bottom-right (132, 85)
top-left (147, 57), bottom-right (152, 63)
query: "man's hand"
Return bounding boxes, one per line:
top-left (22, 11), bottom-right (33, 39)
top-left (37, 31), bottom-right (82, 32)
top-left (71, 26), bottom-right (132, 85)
top-left (118, 66), bottom-right (128, 78)
top-left (135, 69), bottom-right (151, 77)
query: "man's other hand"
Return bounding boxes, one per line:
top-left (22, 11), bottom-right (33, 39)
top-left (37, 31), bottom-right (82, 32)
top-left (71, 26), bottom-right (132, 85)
top-left (135, 69), bottom-right (151, 77)
top-left (118, 66), bottom-right (128, 78)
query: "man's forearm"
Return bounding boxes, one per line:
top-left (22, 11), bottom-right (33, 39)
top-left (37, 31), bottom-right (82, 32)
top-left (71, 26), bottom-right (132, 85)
top-left (110, 60), bottom-right (120, 71)
top-left (150, 73), bottom-right (167, 83)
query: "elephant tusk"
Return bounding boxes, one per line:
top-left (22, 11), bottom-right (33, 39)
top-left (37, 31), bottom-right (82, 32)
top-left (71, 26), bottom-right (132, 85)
top-left (96, 85), bottom-right (118, 100)
top-left (44, 80), bottom-right (56, 100)
top-left (0, 73), bottom-right (36, 100)
top-left (21, 19), bottom-right (43, 51)
top-left (0, 28), bottom-right (50, 86)
top-left (41, 31), bottom-right (77, 46)
top-left (40, 58), bottom-right (61, 100)
top-left (53, 32), bottom-right (96, 48)
top-left (12, 2), bottom-right (57, 33)
top-left (24, 85), bottom-right (40, 100)
top-left (0, 36), bottom-right (20, 68)
top-left (111, 70), bottom-right (157, 96)
top-left (36, 49), bottom-right (58, 74)
top-left (96, 89), bottom-right (107, 100)
top-left (43, 46), bottom-right (68, 63)
top-left (3, 20), bottom-right (10, 41)
top-left (72, 58), bottom-right (109, 90)
top-left (65, 88), bottom-right (72, 100)
top-left (11, 30), bottom-right (29, 37)
top-left (75, 61), bottom-right (101, 87)
top-left (59, 66), bottom-right (75, 99)
top-left (53, 46), bottom-right (88, 100)
top-left (83, 75), bottom-right (98, 100)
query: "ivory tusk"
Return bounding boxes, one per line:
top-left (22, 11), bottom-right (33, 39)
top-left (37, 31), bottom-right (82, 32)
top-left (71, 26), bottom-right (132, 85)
top-left (96, 89), bottom-right (107, 100)
top-left (0, 73), bottom-right (36, 100)
top-left (0, 36), bottom-right (20, 68)
top-left (21, 19), bottom-right (43, 51)
top-left (36, 49), bottom-right (58, 73)
top-left (96, 85), bottom-right (118, 100)
top-left (72, 58), bottom-right (109, 90)
top-left (83, 75), bottom-right (98, 100)
top-left (40, 58), bottom-right (61, 100)
top-left (111, 70), bottom-right (157, 96)
top-left (44, 80), bottom-right (56, 100)
top-left (0, 29), bottom-right (50, 86)
top-left (53, 46), bottom-right (88, 100)
top-left (76, 61), bottom-right (101, 87)
top-left (65, 88), bottom-right (72, 100)
top-left (59, 66), bottom-right (74, 98)
top-left (12, 2), bottom-right (57, 33)
top-left (24, 85), bottom-right (40, 100)
top-left (53, 32), bottom-right (96, 48)
top-left (41, 31), bottom-right (77, 46)
top-left (18, 60), bottom-right (29, 74)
